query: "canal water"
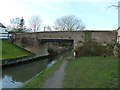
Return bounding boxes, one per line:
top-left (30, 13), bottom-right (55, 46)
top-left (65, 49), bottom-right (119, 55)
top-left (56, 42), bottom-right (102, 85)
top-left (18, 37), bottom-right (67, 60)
top-left (1, 51), bottom-right (72, 88)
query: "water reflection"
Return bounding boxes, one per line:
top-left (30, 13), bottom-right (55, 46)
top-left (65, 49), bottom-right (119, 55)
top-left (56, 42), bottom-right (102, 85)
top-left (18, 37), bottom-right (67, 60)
top-left (2, 59), bottom-right (48, 82)
top-left (2, 50), bottom-right (72, 88)
top-left (2, 75), bottom-right (24, 88)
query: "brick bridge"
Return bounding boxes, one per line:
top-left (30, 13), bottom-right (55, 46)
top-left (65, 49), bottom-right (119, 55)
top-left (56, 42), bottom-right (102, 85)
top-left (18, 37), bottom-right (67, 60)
top-left (13, 30), bottom-right (117, 56)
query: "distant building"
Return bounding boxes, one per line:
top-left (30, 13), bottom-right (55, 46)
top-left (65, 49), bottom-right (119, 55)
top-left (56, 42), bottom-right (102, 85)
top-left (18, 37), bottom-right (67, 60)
top-left (0, 23), bottom-right (8, 38)
top-left (0, 23), bottom-right (6, 32)
top-left (0, 23), bottom-right (6, 28)
top-left (117, 27), bottom-right (120, 44)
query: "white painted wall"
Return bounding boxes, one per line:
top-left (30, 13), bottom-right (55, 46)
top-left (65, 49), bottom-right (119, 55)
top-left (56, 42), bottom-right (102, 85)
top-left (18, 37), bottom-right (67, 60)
top-left (118, 29), bottom-right (120, 36)
top-left (0, 27), bottom-right (8, 38)
top-left (0, 27), bottom-right (7, 33)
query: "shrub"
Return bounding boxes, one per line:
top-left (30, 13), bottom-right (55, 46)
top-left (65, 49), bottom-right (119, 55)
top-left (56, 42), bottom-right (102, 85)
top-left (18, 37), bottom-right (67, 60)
top-left (118, 45), bottom-right (120, 58)
top-left (74, 40), bottom-right (113, 57)
top-left (106, 43), bottom-right (114, 56)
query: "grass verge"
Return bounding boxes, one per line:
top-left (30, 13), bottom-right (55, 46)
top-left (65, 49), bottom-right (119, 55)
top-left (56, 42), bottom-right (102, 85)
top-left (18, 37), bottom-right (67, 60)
top-left (63, 57), bottom-right (118, 88)
top-left (21, 59), bottom-right (62, 88)
top-left (2, 40), bottom-right (32, 60)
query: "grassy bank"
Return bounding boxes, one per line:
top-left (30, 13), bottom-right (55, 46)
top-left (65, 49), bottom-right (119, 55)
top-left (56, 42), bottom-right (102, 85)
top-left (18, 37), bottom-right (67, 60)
top-left (21, 59), bottom-right (62, 88)
top-left (63, 57), bottom-right (118, 88)
top-left (2, 40), bottom-right (32, 60)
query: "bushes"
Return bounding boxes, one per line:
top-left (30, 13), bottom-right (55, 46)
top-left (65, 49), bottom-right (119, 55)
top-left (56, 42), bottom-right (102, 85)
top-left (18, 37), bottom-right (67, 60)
top-left (74, 40), bottom-right (114, 57)
top-left (118, 45), bottom-right (120, 58)
top-left (106, 43), bottom-right (115, 56)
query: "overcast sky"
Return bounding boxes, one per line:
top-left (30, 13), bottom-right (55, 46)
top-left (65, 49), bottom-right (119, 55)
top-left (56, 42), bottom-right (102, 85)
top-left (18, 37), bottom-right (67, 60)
top-left (0, 0), bottom-right (119, 30)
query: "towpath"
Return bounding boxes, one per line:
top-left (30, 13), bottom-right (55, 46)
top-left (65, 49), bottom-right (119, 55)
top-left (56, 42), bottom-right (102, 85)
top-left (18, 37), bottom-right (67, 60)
top-left (42, 56), bottom-right (73, 88)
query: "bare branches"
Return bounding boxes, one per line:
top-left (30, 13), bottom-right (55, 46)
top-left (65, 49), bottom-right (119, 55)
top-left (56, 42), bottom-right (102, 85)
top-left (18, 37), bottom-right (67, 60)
top-left (10, 17), bottom-right (21, 29)
top-left (29, 15), bottom-right (42, 32)
top-left (108, 1), bottom-right (120, 9)
top-left (54, 15), bottom-right (85, 31)
top-left (10, 17), bottom-right (25, 32)
top-left (108, 5), bottom-right (120, 9)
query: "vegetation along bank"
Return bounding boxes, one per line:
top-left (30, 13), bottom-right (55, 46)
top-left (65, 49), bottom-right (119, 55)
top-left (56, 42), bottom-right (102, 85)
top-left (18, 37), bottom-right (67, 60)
top-left (63, 57), bottom-right (118, 88)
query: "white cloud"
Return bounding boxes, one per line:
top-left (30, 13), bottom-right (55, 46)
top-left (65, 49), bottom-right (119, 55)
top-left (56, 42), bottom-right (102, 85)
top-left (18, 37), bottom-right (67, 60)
top-left (26, 0), bottom-right (119, 2)
top-left (23, 0), bottom-right (119, 2)
top-left (0, 0), bottom-right (32, 26)
top-left (0, 0), bottom-right (118, 30)
top-left (0, 0), bottom-right (64, 27)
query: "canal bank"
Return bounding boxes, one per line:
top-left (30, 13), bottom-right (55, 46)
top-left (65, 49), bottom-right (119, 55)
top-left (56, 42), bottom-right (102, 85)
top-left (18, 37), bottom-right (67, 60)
top-left (2, 54), bottom-right (49, 67)
top-left (1, 39), bottom-right (72, 66)
top-left (1, 39), bottom-right (35, 66)
top-left (2, 50), bottom-right (73, 88)
top-left (2, 40), bottom-right (33, 60)
top-left (63, 57), bottom-right (118, 88)
top-left (21, 58), bottom-right (62, 88)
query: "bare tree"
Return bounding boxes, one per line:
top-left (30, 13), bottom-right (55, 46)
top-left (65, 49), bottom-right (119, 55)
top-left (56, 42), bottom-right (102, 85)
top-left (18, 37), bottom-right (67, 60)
top-left (54, 15), bottom-right (85, 31)
top-left (10, 17), bottom-right (25, 32)
top-left (19, 17), bottom-right (25, 29)
top-left (10, 17), bottom-right (21, 29)
top-left (108, 1), bottom-right (120, 27)
top-left (29, 15), bottom-right (42, 32)
top-left (109, 5), bottom-right (120, 9)
top-left (108, 1), bottom-right (120, 9)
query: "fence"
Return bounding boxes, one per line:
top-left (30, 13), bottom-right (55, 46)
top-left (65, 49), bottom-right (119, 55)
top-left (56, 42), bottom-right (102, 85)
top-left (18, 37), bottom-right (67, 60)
top-left (0, 33), bottom-right (12, 39)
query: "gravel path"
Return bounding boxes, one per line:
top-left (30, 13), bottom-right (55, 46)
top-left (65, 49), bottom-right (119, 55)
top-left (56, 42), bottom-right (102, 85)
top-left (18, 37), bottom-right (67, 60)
top-left (42, 56), bottom-right (72, 88)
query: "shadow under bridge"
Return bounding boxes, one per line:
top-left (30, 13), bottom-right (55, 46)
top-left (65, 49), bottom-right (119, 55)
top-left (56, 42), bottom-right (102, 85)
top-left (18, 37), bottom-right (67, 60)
top-left (37, 39), bottom-right (74, 55)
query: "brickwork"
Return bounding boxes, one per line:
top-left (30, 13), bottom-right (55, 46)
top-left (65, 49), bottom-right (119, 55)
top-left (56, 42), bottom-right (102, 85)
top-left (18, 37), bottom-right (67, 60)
top-left (14, 31), bottom-right (117, 56)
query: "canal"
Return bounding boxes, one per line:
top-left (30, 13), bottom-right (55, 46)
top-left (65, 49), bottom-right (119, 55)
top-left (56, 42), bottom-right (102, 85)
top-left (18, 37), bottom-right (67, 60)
top-left (1, 50), bottom-right (72, 88)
